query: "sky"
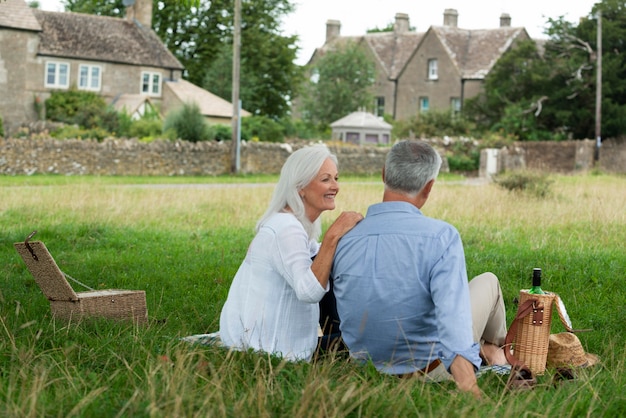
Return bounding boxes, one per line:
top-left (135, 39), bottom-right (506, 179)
top-left (36, 0), bottom-right (600, 65)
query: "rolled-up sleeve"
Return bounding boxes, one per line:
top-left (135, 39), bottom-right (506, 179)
top-left (272, 221), bottom-right (327, 303)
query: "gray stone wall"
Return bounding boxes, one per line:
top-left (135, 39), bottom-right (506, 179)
top-left (0, 138), bottom-right (392, 176)
top-left (2, 137), bottom-right (622, 178)
top-left (479, 138), bottom-right (625, 176)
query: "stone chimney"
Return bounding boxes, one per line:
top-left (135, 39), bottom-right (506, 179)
top-left (500, 13), bottom-right (512, 27)
top-left (394, 13), bottom-right (410, 34)
top-left (326, 20), bottom-right (341, 43)
top-left (443, 8), bottom-right (458, 27)
top-left (125, 0), bottom-right (153, 28)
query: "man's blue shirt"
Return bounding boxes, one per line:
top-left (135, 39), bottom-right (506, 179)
top-left (332, 201), bottom-right (481, 374)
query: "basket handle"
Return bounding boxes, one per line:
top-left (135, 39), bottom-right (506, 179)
top-left (504, 298), bottom-right (538, 368)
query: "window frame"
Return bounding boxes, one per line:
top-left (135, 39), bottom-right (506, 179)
top-left (375, 96), bottom-right (385, 117)
top-left (78, 64), bottom-right (102, 92)
top-left (427, 59), bottom-right (438, 80)
top-left (141, 71), bottom-right (162, 96)
top-left (44, 61), bottom-right (70, 89)
top-left (450, 97), bottom-right (461, 115)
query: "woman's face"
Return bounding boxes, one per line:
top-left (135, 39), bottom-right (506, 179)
top-left (300, 158), bottom-right (339, 222)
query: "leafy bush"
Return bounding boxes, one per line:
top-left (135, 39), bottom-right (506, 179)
top-left (281, 118), bottom-right (322, 140)
top-left (241, 115), bottom-right (285, 142)
top-left (445, 138), bottom-right (481, 172)
top-left (129, 118), bottom-right (163, 140)
top-left (45, 89), bottom-right (131, 140)
top-left (162, 102), bottom-right (210, 142)
top-left (50, 125), bottom-right (110, 141)
top-left (493, 170), bottom-right (553, 198)
top-left (46, 89), bottom-right (107, 125)
top-left (212, 124), bottom-right (232, 141)
top-left (393, 110), bottom-right (474, 139)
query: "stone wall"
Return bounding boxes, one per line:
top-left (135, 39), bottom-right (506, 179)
top-left (480, 138), bottom-right (625, 177)
top-left (0, 138), bottom-right (392, 176)
top-left (2, 137), bottom-right (623, 178)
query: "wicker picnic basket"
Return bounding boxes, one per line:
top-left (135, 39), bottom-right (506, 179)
top-left (505, 289), bottom-right (582, 375)
top-left (14, 234), bottom-right (148, 324)
top-left (511, 290), bottom-right (556, 374)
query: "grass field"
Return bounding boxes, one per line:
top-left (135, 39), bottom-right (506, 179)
top-left (1, 173), bottom-right (624, 417)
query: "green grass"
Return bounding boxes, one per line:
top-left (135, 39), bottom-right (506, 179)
top-left (1, 174), bottom-right (624, 416)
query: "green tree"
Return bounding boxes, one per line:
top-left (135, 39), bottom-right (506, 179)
top-left (468, 0), bottom-right (626, 140)
top-left (465, 40), bottom-right (558, 140)
top-left (572, 0), bottom-right (626, 138)
top-left (299, 41), bottom-right (376, 128)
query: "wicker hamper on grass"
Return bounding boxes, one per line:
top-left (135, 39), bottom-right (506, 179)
top-left (511, 290), bottom-right (556, 375)
top-left (14, 238), bottom-right (148, 324)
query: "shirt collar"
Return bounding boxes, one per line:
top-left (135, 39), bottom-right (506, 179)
top-left (366, 201), bottom-right (423, 217)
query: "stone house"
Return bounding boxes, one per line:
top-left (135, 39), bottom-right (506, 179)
top-left (0, 0), bottom-right (246, 134)
top-left (307, 9), bottom-right (531, 121)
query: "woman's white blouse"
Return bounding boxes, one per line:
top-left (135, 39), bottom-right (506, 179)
top-left (219, 212), bottom-right (327, 361)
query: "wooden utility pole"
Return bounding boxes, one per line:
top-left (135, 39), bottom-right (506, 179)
top-left (594, 10), bottom-right (602, 164)
top-left (231, 0), bottom-right (241, 174)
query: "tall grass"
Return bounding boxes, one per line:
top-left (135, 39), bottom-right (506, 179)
top-left (1, 174), bottom-right (624, 416)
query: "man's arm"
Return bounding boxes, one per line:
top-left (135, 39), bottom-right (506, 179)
top-left (449, 355), bottom-right (482, 398)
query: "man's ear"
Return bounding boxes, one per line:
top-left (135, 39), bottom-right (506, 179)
top-left (422, 179), bottom-right (435, 199)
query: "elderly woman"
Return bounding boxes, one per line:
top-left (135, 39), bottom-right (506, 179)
top-left (219, 145), bottom-right (362, 361)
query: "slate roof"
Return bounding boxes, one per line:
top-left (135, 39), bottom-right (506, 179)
top-left (430, 25), bottom-right (528, 79)
top-left (0, 0), bottom-right (42, 31)
top-left (30, 9), bottom-right (183, 70)
top-left (312, 18), bottom-right (528, 83)
top-left (366, 31), bottom-right (424, 79)
top-left (165, 79), bottom-right (251, 118)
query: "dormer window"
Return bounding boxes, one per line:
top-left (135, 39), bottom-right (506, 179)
top-left (78, 64), bottom-right (102, 91)
top-left (141, 71), bottom-right (161, 96)
top-left (427, 59), bottom-right (438, 80)
top-left (44, 61), bottom-right (69, 89)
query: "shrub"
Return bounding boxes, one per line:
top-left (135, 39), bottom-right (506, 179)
top-left (162, 103), bottom-right (210, 142)
top-left (129, 118), bottom-right (163, 140)
top-left (393, 110), bottom-right (473, 139)
top-left (212, 124), bottom-right (232, 141)
top-left (45, 89), bottom-right (108, 126)
top-left (241, 115), bottom-right (285, 142)
top-left (493, 170), bottom-right (553, 198)
top-left (50, 125), bottom-right (110, 141)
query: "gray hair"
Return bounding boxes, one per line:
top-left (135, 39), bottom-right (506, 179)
top-left (256, 145), bottom-right (338, 241)
top-left (384, 140), bottom-right (442, 197)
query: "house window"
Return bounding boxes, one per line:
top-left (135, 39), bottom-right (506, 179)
top-left (141, 71), bottom-right (161, 96)
top-left (419, 97), bottom-right (430, 112)
top-left (451, 97), bottom-right (461, 115)
top-left (375, 96), bottom-right (385, 117)
top-left (78, 65), bottom-right (102, 91)
top-left (45, 61), bottom-right (69, 89)
top-left (427, 59), bottom-right (438, 80)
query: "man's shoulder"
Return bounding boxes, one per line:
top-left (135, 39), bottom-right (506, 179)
top-left (363, 202), bottom-right (459, 235)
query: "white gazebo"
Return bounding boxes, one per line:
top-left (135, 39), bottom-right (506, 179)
top-left (330, 111), bottom-right (392, 145)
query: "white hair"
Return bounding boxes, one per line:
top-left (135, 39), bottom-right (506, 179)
top-left (256, 145), bottom-right (338, 241)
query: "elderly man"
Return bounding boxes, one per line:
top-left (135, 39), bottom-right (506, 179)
top-left (331, 140), bottom-right (510, 398)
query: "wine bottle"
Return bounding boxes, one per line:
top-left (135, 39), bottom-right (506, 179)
top-left (528, 268), bottom-right (545, 294)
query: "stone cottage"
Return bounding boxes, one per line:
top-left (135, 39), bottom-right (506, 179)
top-left (306, 9), bottom-right (531, 120)
top-left (0, 0), bottom-right (247, 134)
